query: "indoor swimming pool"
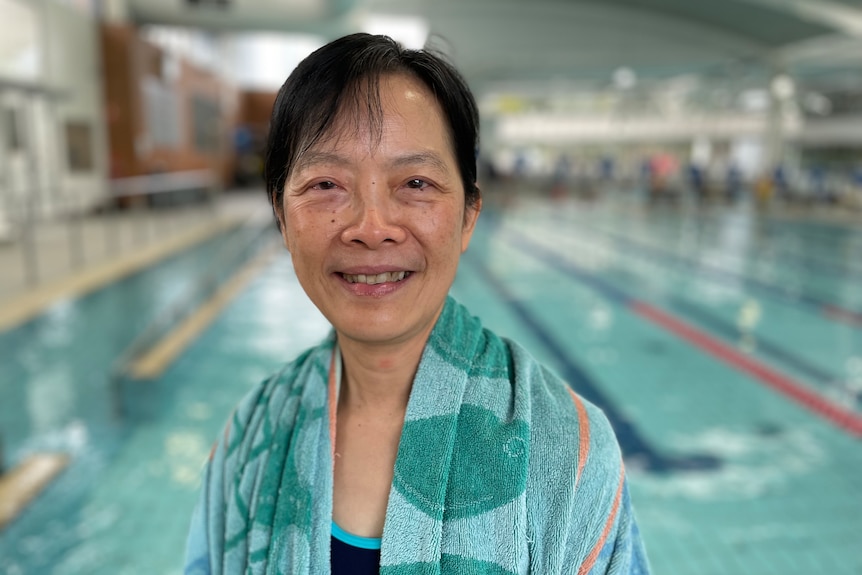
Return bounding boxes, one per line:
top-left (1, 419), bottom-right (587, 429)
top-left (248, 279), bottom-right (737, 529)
top-left (1, 191), bottom-right (860, 574)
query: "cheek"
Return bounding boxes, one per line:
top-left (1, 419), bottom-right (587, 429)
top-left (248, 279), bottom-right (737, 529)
top-left (418, 208), bottom-right (464, 253)
top-left (285, 205), bottom-right (345, 255)
top-left (284, 216), bottom-right (315, 257)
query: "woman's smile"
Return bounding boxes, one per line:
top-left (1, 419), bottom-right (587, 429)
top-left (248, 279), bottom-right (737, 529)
top-left (340, 271), bottom-right (411, 285)
top-left (336, 269), bottom-right (414, 297)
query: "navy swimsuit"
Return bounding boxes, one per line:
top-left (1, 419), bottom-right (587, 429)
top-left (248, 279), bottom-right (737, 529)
top-left (330, 522), bottom-right (381, 575)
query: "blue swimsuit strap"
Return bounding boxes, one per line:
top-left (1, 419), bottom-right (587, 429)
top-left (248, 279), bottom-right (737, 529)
top-left (331, 522), bottom-right (382, 550)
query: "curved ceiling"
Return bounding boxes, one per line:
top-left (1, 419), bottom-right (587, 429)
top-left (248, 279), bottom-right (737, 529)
top-left (126, 0), bottom-right (862, 91)
top-left (596, 0), bottom-right (833, 47)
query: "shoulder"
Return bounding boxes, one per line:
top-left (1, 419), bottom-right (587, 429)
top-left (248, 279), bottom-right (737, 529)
top-left (504, 338), bottom-right (623, 485)
top-left (451, 307), bottom-right (622, 478)
top-left (188, 337), bottom-right (337, 572)
top-left (503, 339), bottom-right (632, 567)
top-left (218, 336), bottom-right (335, 455)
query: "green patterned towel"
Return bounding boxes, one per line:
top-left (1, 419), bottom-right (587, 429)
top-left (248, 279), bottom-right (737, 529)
top-left (185, 296), bottom-right (649, 574)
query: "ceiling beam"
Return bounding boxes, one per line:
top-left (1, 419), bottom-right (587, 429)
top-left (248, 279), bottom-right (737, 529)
top-left (737, 0), bottom-right (862, 36)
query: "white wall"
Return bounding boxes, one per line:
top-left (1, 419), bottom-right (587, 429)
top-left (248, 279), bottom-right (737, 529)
top-left (495, 113), bottom-right (804, 146)
top-left (225, 32), bottom-right (322, 91)
top-left (43, 0), bottom-right (108, 213)
top-left (0, 0), bottom-right (107, 220)
top-left (801, 116), bottom-right (862, 146)
top-left (0, 0), bottom-right (40, 80)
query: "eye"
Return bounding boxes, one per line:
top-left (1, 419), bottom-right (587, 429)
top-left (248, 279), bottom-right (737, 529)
top-left (312, 180), bottom-right (339, 191)
top-left (405, 178), bottom-right (429, 190)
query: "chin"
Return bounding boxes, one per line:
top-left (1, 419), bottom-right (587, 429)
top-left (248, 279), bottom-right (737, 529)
top-left (331, 310), bottom-right (427, 346)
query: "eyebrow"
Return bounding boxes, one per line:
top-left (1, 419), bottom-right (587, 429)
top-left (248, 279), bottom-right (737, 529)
top-left (386, 152), bottom-right (451, 174)
top-left (295, 151), bottom-right (348, 174)
top-left (294, 150), bottom-right (452, 175)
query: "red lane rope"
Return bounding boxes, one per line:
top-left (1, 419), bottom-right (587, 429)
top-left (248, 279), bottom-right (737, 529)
top-left (632, 301), bottom-right (862, 438)
top-left (822, 304), bottom-right (862, 326)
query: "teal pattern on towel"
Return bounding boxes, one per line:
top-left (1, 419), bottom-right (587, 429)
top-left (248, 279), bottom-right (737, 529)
top-left (185, 296), bottom-right (650, 574)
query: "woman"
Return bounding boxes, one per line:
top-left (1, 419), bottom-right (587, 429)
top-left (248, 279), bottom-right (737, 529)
top-left (185, 33), bottom-right (649, 575)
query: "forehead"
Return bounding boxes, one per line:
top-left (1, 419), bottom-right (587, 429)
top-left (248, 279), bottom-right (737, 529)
top-left (301, 73), bottom-right (455, 161)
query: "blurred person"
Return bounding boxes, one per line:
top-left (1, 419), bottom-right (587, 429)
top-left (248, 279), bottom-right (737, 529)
top-left (687, 163), bottom-right (705, 202)
top-left (647, 153), bottom-right (677, 204)
top-left (772, 164), bottom-right (789, 201)
top-left (551, 154), bottom-right (571, 200)
top-left (599, 156), bottom-right (614, 182)
top-left (184, 33), bottom-right (649, 575)
top-left (755, 174), bottom-right (774, 209)
top-left (809, 165), bottom-right (828, 203)
top-left (725, 163), bottom-right (742, 203)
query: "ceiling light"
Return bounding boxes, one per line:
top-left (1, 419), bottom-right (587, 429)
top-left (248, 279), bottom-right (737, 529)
top-left (739, 89), bottom-right (769, 112)
top-left (770, 74), bottom-right (795, 100)
top-left (803, 92), bottom-right (832, 115)
top-left (613, 67), bottom-right (636, 90)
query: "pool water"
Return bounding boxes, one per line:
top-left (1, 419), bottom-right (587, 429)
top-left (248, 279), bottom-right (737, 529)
top-left (1, 192), bottom-right (860, 574)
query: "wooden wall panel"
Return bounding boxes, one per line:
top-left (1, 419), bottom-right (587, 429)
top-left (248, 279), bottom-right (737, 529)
top-left (99, 24), bottom-right (238, 186)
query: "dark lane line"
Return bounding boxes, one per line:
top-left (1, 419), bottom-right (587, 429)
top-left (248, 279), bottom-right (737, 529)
top-left (749, 249), bottom-right (862, 280)
top-left (463, 251), bottom-right (722, 473)
top-left (635, 215), bottom-right (862, 278)
top-left (761, 219), bottom-right (862, 244)
top-left (676, 208), bottom-right (862, 247)
top-left (501, 229), bottom-right (862, 439)
top-left (571, 219), bottom-right (862, 327)
top-left (517, 213), bottom-right (851, 399)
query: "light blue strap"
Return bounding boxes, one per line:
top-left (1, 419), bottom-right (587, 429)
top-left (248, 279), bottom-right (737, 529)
top-left (331, 522), bottom-right (382, 550)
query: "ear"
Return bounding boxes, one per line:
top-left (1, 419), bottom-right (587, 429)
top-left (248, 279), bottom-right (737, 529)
top-left (460, 196), bottom-right (482, 252)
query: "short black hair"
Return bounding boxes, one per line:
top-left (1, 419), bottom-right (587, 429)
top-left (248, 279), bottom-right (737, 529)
top-left (264, 33), bottom-right (480, 225)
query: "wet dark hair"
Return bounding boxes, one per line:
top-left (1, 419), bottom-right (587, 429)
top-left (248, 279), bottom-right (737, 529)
top-left (264, 33), bottom-right (480, 226)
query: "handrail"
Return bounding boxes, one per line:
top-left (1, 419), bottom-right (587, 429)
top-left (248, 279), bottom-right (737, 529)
top-left (0, 174), bottom-right (221, 288)
top-left (0, 77), bottom-right (67, 98)
top-left (110, 170), bottom-right (216, 198)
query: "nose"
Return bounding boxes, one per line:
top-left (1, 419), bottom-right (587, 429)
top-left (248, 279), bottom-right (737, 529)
top-left (340, 185), bottom-right (407, 249)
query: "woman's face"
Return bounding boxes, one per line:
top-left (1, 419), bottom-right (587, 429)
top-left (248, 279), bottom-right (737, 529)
top-left (280, 73), bottom-right (480, 348)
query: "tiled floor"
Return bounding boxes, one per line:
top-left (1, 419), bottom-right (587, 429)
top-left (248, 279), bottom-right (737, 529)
top-left (1, 188), bottom-right (860, 574)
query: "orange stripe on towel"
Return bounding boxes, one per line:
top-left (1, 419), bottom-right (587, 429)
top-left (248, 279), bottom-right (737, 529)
top-left (328, 350), bottom-right (338, 462)
top-left (567, 388), bottom-right (591, 486)
top-left (577, 465), bottom-right (625, 575)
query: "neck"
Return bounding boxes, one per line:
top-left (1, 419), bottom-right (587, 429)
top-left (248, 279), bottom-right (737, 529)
top-left (336, 326), bottom-right (433, 413)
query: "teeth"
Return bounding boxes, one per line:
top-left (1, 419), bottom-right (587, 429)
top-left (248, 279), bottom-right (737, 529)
top-left (344, 271), bottom-right (408, 284)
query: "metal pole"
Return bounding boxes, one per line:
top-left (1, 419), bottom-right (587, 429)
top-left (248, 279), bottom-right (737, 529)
top-left (49, 104), bottom-right (86, 271)
top-left (22, 100), bottom-right (41, 286)
top-left (21, 190), bottom-right (39, 286)
top-left (105, 193), bottom-right (119, 258)
top-left (68, 194), bottom-right (85, 269)
top-left (0, 98), bottom-right (15, 282)
top-left (127, 188), bottom-right (142, 246)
